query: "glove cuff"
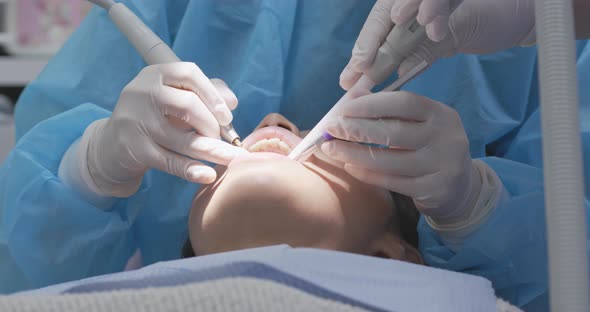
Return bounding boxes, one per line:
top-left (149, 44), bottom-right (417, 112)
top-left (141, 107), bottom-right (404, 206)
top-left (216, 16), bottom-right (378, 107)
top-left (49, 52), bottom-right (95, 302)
top-left (58, 130), bottom-right (116, 208)
top-left (86, 119), bottom-right (144, 198)
top-left (517, 0), bottom-right (537, 47)
top-left (426, 160), bottom-right (506, 250)
top-left (519, 23), bottom-right (537, 47)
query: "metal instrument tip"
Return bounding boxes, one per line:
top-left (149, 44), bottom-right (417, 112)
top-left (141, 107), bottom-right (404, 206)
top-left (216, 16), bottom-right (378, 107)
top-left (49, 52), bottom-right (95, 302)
top-left (232, 138), bottom-right (243, 148)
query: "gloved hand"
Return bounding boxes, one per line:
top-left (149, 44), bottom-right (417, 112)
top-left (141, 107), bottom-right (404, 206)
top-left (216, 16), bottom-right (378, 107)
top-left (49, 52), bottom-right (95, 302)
top-left (321, 91), bottom-right (482, 219)
top-left (83, 62), bottom-right (247, 197)
top-left (392, 0), bottom-right (465, 42)
top-left (341, 0), bottom-right (535, 89)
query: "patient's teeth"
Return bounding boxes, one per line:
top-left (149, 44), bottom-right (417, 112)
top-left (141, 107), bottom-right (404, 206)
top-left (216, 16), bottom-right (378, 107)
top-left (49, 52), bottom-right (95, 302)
top-left (268, 138), bottom-right (281, 145)
top-left (248, 139), bottom-right (268, 152)
top-left (279, 141), bottom-right (292, 154)
top-left (247, 137), bottom-right (293, 155)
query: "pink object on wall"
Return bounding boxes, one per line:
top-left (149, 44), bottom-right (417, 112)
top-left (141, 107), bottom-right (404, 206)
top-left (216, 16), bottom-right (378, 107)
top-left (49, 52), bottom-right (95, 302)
top-left (16, 0), bottom-right (87, 48)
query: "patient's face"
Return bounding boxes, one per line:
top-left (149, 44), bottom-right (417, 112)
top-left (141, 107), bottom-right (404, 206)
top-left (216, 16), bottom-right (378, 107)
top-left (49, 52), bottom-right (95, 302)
top-left (189, 114), bottom-right (421, 263)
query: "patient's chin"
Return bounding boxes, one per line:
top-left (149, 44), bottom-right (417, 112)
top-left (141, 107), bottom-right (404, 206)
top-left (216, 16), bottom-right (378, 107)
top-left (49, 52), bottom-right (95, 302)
top-left (189, 190), bottom-right (301, 255)
top-left (191, 191), bottom-right (341, 256)
top-left (190, 218), bottom-right (318, 256)
top-left (188, 145), bottom-right (355, 257)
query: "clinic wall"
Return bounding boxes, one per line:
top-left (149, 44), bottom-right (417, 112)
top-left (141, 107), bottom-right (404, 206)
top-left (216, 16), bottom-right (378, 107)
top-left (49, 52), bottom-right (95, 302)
top-left (0, 0), bottom-right (91, 165)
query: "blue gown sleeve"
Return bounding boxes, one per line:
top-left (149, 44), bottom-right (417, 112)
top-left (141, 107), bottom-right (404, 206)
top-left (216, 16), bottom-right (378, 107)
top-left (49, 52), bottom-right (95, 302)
top-left (0, 0), bottom-right (189, 293)
top-left (419, 42), bottom-right (590, 311)
top-left (0, 105), bottom-right (149, 293)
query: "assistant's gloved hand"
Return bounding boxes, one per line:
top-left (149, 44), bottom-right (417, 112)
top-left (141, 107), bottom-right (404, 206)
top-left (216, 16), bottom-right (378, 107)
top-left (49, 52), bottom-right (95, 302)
top-left (392, 0), bottom-right (465, 42)
top-left (321, 91), bottom-right (481, 220)
top-left (341, 0), bottom-right (535, 89)
top-left (80, 63), bottom-right (247, 198)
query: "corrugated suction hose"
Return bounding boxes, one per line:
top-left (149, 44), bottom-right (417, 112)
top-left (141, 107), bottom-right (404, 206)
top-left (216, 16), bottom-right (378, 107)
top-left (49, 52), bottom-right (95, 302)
top-left (535, 0), bottom-right (590, 311)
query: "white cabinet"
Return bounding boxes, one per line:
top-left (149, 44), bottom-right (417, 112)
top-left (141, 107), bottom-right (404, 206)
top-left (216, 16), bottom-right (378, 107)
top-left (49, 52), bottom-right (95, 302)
top-left (0, 56), bottom-right (47, 86)
top-left (0, 117), bottom-right (13, 165)
top-left (0, 97), bottom-right (13, 165)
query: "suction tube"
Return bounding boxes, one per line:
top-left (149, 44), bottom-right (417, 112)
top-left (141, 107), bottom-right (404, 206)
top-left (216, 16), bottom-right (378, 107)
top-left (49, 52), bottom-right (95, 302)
top-left (536, 0), bottom-right (590, 311)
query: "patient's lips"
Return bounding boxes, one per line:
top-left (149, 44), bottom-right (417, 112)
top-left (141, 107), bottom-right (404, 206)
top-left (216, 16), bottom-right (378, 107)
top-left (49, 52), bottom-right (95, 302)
top-left (242, 126), bottom-right (302, 151)
top-left (228, 126), bottom-right (303, 167)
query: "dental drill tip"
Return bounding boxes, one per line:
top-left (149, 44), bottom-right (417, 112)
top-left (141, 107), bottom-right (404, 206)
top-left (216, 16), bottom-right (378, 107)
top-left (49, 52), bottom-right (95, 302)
top-left (221, 125), bottom-right (241, 147)
top-left (232, 138), bottom-right (243, 148)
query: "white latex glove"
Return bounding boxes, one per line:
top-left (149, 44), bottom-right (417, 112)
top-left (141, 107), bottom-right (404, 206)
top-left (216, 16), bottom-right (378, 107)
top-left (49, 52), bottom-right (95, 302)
top-left (341, 0), bottom-right (535, 89)
top-left (392, 0), bottom-right (465, 42)
top-left (321, 91), bottom-right (481, 219)
top-left (83, 62), bottom-right (247, 197)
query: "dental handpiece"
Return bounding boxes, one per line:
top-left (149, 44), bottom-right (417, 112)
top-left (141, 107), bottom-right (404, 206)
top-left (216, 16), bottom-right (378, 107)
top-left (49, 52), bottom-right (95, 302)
top-left (288, 10), bottom-right (433, 162)
top-left (288, 75), bottom-right (374, 162)
top-left (288, 61), bottom-right (428, 162)
top-left (88, 0), bottom-right (242, 147)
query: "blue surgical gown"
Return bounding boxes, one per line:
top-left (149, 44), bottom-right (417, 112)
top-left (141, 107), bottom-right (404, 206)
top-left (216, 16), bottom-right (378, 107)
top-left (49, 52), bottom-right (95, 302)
top-left (0, 0), bottom-right (588, 310)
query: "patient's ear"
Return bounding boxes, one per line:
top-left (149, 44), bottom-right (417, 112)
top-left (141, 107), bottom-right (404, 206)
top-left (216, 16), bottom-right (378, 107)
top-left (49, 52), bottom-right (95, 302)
top-left (371, 233), bottom-right (423, 265)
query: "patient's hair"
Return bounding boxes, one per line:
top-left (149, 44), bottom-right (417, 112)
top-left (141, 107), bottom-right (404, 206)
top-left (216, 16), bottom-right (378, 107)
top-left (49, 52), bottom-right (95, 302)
top-left (181, 192), bottom-right (420, 259)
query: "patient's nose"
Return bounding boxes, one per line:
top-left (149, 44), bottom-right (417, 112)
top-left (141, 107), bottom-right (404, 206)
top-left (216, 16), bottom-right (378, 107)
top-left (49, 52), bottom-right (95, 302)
top-left (255, 113), bottom-right (301, 136)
